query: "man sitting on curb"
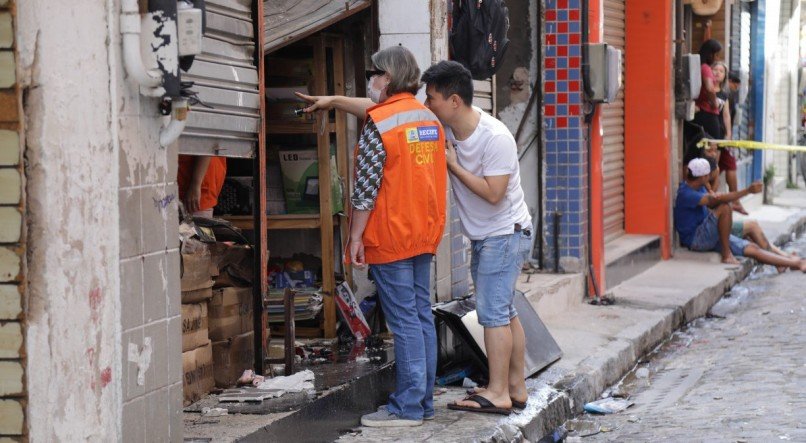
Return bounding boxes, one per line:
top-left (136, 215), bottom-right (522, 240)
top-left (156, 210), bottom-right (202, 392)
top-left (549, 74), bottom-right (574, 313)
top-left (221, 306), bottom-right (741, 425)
top-left (675, 158), bottom-right (806, 272)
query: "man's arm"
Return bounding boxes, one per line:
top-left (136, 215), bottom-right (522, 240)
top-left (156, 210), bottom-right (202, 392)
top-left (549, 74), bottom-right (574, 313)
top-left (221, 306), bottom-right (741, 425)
top-left (185, 156), bottom-right (211, 214)
top-left (699, 181), bottom-right (762, 207)
top-left (295, 92), bottom-right (374, 120)
top-left (722, 99), bottom-right (732, 139)
top-left (446, 140), bottom-right (509, 205)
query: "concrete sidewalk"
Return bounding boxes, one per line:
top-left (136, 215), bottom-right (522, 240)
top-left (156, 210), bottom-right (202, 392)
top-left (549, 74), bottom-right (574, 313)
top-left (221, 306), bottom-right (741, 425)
top-left (339, 188), bottom-right (806, 443)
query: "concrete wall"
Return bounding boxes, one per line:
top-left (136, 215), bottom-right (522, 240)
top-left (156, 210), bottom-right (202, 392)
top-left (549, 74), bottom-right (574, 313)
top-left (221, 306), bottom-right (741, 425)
top-left (764, 0), bottom-right (800, 180)
top-left (0, 0), bottom-right (26, 437)
top-left (17, 0), bottom-right (122, 439)
top-left (16, 0), bottom-right (182, 440)
top-left (115, 0), bottom-right (183, 439)
top-left (378, 0), bottom-right (432, 103)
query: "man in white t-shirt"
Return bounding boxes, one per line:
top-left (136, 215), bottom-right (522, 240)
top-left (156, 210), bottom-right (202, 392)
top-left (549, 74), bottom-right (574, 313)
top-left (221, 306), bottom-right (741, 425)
top-left (422, 61), bottom-right (532, 416)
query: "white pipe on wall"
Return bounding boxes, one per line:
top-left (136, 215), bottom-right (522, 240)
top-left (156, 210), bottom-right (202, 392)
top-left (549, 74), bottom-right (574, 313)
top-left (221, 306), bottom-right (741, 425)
top-left (120, 0), bottom-right (162, 90)
top-left (160, 99), bottom-right (189, 147)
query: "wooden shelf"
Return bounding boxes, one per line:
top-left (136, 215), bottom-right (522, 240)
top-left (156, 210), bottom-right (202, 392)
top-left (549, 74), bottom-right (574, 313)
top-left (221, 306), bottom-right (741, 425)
top-left (267, 121), bottom-right (336, 134)
top-left (223, 214), bottom-right (341, 230)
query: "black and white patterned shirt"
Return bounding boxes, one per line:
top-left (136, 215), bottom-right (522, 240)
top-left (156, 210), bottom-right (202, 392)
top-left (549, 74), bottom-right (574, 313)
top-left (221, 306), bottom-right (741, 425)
top-left (351, 117), bottom-right (386, 211)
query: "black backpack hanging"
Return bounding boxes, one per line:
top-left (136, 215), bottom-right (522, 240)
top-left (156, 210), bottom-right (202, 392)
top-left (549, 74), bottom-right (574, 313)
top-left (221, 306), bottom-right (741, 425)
top-left (450, 0), bottom-right (510, 80)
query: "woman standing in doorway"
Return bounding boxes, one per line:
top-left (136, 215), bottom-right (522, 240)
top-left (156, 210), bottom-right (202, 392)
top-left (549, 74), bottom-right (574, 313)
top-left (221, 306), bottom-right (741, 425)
top-left (693, 39), bottom-right (723, 142)
top-left (297, 46), bottom-right (447, 428)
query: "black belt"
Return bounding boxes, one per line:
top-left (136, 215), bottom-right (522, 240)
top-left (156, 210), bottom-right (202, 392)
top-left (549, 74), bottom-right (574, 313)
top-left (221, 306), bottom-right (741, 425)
top-left (514, 223), bottom-right (531, 237)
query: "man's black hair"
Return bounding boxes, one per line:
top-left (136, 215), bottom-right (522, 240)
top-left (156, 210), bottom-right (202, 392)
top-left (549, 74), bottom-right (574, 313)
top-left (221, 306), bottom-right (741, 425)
top-left (728, 72), bottom-right (740, 83)
top-left (699, 39), bottom-right (722, 65)
top-left (421, 61), bottom-right (474, 106)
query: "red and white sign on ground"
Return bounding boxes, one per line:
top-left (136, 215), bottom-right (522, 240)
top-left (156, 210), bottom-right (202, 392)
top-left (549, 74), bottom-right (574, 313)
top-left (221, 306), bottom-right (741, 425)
top-left (334, 282), bottom-right (371, 340)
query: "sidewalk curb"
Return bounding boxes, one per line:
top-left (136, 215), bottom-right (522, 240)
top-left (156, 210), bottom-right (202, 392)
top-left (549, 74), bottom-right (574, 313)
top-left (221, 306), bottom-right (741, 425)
top-left (479, 216), bottom-right (805, 443)
top-left (773, 214), bottom-right (806, 246)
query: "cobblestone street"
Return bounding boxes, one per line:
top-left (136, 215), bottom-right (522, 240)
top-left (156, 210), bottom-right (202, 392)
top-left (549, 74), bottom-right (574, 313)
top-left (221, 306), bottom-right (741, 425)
top-left (567, 236), bottom-right (806, 442)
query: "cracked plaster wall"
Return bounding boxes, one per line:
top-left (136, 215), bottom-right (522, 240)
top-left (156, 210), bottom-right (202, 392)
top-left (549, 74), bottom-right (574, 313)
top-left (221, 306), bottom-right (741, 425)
top-left (17, 0), bottom-right (181, 440)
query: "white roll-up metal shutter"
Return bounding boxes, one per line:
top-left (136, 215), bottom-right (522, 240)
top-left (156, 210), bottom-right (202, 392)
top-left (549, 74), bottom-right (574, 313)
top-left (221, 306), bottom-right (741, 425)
top-left (730, 1), bottom-right (752, 143)
top-left (472, 78), bottom-right (496, 115)
top-left (602, 0), bottom-right (626, 243)
top-left (772, 0), bottom-right (796, 171)
top-left (178, 0), bottom-right (261, 158)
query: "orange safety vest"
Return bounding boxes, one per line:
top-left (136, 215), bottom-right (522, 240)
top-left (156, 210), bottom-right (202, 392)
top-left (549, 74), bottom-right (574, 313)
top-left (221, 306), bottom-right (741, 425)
top-left (358, 93), bottom-right (447, 264)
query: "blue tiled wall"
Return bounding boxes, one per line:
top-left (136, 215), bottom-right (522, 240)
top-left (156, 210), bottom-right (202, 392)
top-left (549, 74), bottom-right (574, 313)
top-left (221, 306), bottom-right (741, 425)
top-left (542, 0), bottom-right (588, 271)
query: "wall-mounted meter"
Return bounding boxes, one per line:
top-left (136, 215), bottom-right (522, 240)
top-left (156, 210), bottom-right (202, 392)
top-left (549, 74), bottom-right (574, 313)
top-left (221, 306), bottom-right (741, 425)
top-left (585, 43), bottom-right (622, 104)
top-left (177, 2), bottom-right (204, 57)
top-left (680, 54), bottom-right (702, 101)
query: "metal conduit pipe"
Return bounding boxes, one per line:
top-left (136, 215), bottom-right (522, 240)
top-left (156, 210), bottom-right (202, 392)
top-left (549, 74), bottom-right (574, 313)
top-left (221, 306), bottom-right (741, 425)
top-left (581, 0), bottom-right (601, 298)
top-left (120, 0), bottom-right (162, 90)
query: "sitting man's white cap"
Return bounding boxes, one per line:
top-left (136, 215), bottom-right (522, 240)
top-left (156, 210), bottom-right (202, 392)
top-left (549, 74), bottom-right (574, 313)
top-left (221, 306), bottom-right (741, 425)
top-left (687, 158), bottom-right (710, 178)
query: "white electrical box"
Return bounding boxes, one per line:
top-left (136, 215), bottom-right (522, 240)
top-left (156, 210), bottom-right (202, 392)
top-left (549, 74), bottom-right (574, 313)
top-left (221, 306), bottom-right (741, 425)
top-left (586, 43), bottom-right (622, 103)
top-left (681, 53), bottom-right (702, 100)
top-left (177, 6), bottom-right (203, 57)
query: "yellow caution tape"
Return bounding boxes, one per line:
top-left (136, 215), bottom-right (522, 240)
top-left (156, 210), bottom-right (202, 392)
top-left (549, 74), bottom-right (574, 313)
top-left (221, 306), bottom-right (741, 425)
top-left (697, 138), bottom-right (806, 153)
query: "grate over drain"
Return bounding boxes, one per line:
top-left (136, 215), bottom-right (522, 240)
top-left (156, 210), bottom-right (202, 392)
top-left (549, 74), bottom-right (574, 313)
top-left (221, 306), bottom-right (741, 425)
top-left (632, 367), bottom-right (704, 413)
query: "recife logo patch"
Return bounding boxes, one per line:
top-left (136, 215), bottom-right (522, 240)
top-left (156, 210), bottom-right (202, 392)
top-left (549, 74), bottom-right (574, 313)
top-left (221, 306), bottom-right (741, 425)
top-left (406, 128), bottom-right (420, 143)
top-left (417, 126), bottom-right (440, 141)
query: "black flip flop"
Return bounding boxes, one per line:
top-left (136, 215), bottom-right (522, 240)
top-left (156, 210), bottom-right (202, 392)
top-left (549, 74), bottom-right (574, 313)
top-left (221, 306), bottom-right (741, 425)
top-left (465, 388), bottom-right (527, 410)
top-left (448, 394), bottom-right (512, 415)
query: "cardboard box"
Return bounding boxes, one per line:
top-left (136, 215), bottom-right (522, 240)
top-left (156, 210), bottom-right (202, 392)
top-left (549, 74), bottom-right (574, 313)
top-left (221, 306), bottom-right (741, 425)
top-left (279, 150), bottom-right (344, 214)
top-left (181, 287), bottom-right (213, 304)
top-left (208, 287), bottom-right (253, 341)
top-left (208, 243), bottom-right (253, 279)
top-left (181, 303), bottom-right (209, 352)
top-left (212, 331), bottom-right (254, 388)
top-left (181, 249), bottom-right (216, 292)
top-left (182, 342), bottom-right (214, 406)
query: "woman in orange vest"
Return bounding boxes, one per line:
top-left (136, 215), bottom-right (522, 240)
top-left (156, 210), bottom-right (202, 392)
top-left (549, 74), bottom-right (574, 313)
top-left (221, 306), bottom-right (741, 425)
top-left (177, 155), bottom-right (226, 218)
top-left (297, 46), bottom-right (447, 427)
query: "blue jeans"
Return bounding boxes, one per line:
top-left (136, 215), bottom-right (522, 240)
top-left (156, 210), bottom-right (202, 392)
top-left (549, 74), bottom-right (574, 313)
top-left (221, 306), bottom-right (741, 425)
top-left (369, 253), bottom-right (436, 420)
top-left (471, 231), bottom-right (532, 327)
top-left (689, 212), bottom-right (750, 257)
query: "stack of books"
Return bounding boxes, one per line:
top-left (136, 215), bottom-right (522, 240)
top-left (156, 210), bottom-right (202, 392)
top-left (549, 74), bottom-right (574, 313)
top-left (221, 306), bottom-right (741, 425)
top-left (266, 288), bottom-right (323, 323)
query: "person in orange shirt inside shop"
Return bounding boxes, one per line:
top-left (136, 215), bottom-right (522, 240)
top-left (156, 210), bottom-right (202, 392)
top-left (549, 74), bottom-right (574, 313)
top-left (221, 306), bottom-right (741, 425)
top-left (177, 155), bottom-right (227, 218)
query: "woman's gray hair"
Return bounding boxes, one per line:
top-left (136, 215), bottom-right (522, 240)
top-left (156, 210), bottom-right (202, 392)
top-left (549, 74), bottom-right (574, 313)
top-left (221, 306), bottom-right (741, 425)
top-left (371, 46), bottom-right (421, 95)
top-left (711, 61), bottom-right (729, 94)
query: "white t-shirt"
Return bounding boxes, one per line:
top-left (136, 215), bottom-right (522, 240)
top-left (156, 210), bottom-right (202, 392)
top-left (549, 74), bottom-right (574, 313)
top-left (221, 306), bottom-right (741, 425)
top-left (446, 108), bottom-right (532, 240)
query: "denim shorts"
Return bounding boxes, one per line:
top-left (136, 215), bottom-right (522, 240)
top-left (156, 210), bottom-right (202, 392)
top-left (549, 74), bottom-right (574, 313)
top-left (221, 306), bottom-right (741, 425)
top-left (689, 212), bottom-right (750, 257)
top-left (470, 230), bottom-right (532, 328)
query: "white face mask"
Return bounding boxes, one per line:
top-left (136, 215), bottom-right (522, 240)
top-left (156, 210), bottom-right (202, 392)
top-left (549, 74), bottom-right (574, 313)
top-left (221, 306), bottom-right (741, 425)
top-left (367, 75), bottom-right (387, 103)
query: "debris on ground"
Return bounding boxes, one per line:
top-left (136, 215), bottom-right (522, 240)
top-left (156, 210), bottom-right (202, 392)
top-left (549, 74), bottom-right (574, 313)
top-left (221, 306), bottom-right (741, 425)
top-left (583, 398), bottom-right (634, 414)
top-left (256, 369), bottom-right (315, 395)
top-left (635, 367), bottom-right (650, 379)
top-left (462, 377), bottom-right (479, 388)
top-left (436, 366), bottom-right (474, 386)
top-left (565, 419), bottom-right (602, 437)
top-left (200, 407), bottom-right (228, 417)
top-left (236, 369), bottom-right (265, 387)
